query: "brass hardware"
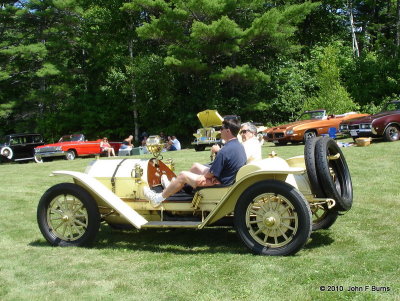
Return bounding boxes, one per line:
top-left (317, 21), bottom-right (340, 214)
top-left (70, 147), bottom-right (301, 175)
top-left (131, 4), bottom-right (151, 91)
top-left (192, 192), bottom-right (203, 209)
top-left (134, 163), bottom-right (143, 182)
top-left (164, 158), bottom-right (175, 171)
top-left (328, 153), bottom-right (340, 160)
top-left (268, 151), bottom-right (277, 158)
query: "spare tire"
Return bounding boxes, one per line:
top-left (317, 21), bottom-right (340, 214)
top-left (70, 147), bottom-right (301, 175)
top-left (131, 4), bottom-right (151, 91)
top-left (304, 137), bottom-right (325, 198)
top-left (315, 137), bottom-right (353, 211)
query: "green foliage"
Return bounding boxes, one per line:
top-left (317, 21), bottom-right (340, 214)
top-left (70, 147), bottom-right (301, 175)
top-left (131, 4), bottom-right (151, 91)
top-left (1, 0), bottom-right (400, 141)
top-left (304, 44), bottom-right (359, 114)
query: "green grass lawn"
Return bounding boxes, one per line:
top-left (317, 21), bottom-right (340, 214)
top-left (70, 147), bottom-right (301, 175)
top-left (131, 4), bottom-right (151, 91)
top-left (0, 139), bottom-right (399, 300)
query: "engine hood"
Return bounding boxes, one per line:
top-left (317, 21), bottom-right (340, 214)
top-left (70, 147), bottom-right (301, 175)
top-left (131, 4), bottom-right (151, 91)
top-left (271, 119), bottom-right (319, 130)
top-left (197, 110), bottom-right (223, 128)
top-left (347, 111), bottom-right (399, 124)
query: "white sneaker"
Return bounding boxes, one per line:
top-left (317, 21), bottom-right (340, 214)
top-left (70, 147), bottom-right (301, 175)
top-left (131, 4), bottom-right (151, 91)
top-left (143, 187), bottom-right (164, 207)
top-left (161, 174), bottom-right (171, 189)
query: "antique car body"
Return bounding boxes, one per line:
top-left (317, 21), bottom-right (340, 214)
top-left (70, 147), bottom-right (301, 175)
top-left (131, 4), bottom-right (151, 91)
top-left (264, 110), bottom-right (369, 145)
top-left (191, 110), bottom-right (223, 151)
top-left (0, 133), bottom-right (44, 162)
top-left (37, 136), bottom-right (353, 256)
top-left (340, 101), bottom-right (400, 141)
top-left (34, 134), bottom-right (120, 163)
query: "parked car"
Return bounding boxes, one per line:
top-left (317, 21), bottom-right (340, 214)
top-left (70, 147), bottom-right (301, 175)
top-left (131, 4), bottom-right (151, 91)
top-left (264, 110), bottom-right (369, 145)
top-left (34, 134), bottom-right (121, 163)
top-left (37, 136), bottom-right (352, 256)
top-left (191, 110), bottom-right (223, 151)
top-left (340, 100), bottom-right (400, 141)
top-left (0, 133), bottom-right (44, 163)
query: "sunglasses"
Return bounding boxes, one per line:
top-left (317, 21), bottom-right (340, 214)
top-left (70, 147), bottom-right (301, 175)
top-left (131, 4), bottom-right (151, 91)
top-left (240, 130), bottom-right (250, 134)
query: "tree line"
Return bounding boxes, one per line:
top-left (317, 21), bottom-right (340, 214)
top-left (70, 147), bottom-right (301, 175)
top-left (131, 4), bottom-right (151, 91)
top-left (1, 0), bottom-right (400, 144)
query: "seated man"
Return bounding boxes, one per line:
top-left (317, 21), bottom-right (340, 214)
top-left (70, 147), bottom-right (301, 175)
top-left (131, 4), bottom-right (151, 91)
top-left (239, 122), bottom-right (262, 163)
top-left (168, 135), bottom-right (181, 151)
top-left (143, 118), bottom-right (246, 207)
top-left (207, 122), bottom-right (261, 165)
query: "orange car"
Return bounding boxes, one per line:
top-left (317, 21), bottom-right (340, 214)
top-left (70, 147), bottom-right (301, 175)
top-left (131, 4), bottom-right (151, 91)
top-left (264, 110), bottom-right (369, 145)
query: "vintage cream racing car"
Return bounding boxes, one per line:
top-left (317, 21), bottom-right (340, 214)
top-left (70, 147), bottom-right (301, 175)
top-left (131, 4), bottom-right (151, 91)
top-left (37, 136), bottom-right (353, 256)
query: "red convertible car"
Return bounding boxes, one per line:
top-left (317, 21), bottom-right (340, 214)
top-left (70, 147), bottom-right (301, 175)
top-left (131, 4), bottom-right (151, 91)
top-left (34, 134), bottom-right (121, 163)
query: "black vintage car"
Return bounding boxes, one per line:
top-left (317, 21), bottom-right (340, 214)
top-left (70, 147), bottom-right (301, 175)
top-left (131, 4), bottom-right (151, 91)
top-left (0, 133), bottom-right (44, 162)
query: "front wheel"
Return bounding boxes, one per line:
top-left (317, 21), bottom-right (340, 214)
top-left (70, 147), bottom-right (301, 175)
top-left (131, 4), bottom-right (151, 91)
top-left (65, 150), bottom-right (76, 160)
top-left (37, 183), bottom-right (100, 247)
top-left (194, 145), bottom-right (206, 151)
top-left (234, 180), bottom-right (312, 256)
top-left (384, 125), bottom-right (399, 142)
top-left (34, 154), bottom-right (43, 163)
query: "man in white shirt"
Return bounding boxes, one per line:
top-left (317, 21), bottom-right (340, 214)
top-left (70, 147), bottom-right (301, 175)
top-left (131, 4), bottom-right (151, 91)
top-left (239, 122), bottom-right (262, 163)
top-left (168, 135), bottom-right (181, 151)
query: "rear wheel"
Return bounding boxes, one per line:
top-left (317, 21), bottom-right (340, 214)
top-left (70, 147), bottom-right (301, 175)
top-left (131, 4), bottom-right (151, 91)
top-left (1, 147), bottom-right (13, 160)
top-left (234, 180), bottom-right (312, 256)
top-left (384, 125), bottom-right (399, 142)
top-left (37, 183), bottom-right (100, 246)
top-left (311, 204), bottom-right (339, 231)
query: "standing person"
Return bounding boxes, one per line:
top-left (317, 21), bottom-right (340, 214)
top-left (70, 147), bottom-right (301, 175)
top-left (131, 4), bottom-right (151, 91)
top-left (240, 122), bottom-right (262, 163)
top-left (120, 135), bottom-right (134, 150)
top-left (143, 118), bottom-right (246, 207)
top-left (100, 137), bottom-right (116, 157)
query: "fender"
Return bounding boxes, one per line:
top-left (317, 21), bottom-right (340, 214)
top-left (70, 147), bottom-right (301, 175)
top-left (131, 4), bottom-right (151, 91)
top-left (52, 170), bottom-right (148, 229)
top-left (199, 166), bottom-right (306, 228)
top-left (381, 122), bottom-right (400, 135)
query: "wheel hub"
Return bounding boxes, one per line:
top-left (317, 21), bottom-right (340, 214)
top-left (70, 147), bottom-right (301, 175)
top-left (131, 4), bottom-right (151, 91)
top-left (263, 212), bottom-right (280, 228)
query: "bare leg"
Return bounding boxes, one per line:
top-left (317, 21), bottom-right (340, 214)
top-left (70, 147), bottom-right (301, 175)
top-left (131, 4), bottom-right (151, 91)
top-left (189, 163), bottom-right (209, 175)
top-left (161, 171), bottom-right (201, 199)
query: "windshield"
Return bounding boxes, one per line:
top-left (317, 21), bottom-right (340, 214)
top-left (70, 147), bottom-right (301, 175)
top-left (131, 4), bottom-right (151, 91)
top-left (298, 111), bottom-right (326, 121)
top-left (383, 102), bottom-right (400, 111)
top-left (59, 134), bottom-right (84, 142)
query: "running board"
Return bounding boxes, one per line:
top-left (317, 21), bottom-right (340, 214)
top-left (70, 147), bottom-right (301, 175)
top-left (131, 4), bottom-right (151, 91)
top-left (142, 221), bottom-right (201, 228)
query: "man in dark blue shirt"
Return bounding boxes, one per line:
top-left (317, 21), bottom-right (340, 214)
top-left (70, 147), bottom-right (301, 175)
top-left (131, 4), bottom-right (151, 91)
top-left (144, 118), bottom-right (246, 207)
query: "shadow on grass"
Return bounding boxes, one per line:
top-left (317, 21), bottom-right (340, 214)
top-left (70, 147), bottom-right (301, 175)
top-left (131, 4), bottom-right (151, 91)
top-left (29, 226), bottom-right (247, 255)
top-left (29, 226), bottom-right (335, 255)
top-left (95, 226), bottom-right (247, 254)
top-left (305, 231), bottom-right (335, 250)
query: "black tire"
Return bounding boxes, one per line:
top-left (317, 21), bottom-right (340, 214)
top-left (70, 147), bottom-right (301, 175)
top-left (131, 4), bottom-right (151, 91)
top-left (311, 204), bottom-right (339, 231)
top-left (304, 137), bottom-right (325, 198)
top-left (315, 137), bottom-right (353, 211)
top-left (303, 130), bottom-right (317, 143)
top-left (194, 145), bottom-right (206, 151)
top-left (274, 141), bottom-right (288, 146)
top-left (65, 150), bottom-right (76, 160)
top-left (384, 125), bottom-right (399, 142)
top-left (234, 180), bottom-right (312, 256)
top-left (37, 183), bottom-right (100, 247)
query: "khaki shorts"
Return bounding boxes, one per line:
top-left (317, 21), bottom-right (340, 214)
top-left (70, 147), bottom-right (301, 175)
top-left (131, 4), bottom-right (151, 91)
top-left (195, 175), bottom-right (221, 188)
